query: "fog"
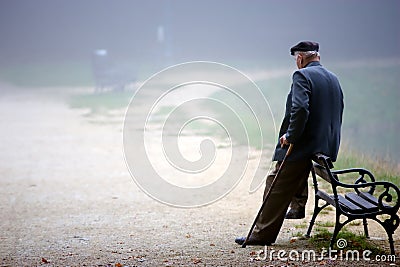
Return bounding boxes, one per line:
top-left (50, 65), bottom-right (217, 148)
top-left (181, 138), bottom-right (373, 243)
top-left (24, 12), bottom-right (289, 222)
top-left (1, 2), bottom-right (400, 265)
top-left (0, 0), bottom-right (399, 164)
top-left (0, 0), bottom-right (399, 67)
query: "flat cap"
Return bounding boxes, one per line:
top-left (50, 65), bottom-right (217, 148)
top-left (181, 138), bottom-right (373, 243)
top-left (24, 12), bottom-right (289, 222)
top-left (290, 41), bottom-right (319, 55)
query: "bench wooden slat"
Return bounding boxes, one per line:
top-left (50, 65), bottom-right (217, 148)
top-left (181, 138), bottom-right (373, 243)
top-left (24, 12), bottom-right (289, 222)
top-left (359, 192), bottom-right (391, 209)
top-left (313, 163), bottom-right (339, 182)
top-left (316, 190), bottom-right (335, 206)
top-left (316, 191), bottom-right (365, 213)
top-left (314, 164), bottom-right (332, 183)
top-left (359, 192), bottom-right (379, 204)
top-left (337, 195), bottom-right (364, 213)
top-left (345, 192), bottom-right (379, 212)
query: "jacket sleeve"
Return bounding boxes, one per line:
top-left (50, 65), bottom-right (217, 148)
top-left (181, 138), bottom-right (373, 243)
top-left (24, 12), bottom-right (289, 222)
top-left (285, 71), bottom-right (311, 143)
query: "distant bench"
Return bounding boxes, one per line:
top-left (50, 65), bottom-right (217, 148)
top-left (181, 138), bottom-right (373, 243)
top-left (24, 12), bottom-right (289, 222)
top-left (305, 153), bottom-right (400, 254)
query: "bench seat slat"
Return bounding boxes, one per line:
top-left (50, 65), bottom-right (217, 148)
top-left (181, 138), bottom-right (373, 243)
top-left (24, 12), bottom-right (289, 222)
top-left (316, 190), bottom-right (335, 206)
top-left (316, 191), bottom-right (365, 213)
top-left (359, 192), bottom-right (391, 209)
top-left (337, 195), bottom-right (364, 213)
top-left (359, 192), bottom-right (379, 204)
top-left (345, 192), bottom-right (379, 212)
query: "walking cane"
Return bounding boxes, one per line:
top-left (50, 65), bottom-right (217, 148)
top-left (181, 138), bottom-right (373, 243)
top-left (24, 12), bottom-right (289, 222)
top-left (242, 143), bottom-right (294, 248)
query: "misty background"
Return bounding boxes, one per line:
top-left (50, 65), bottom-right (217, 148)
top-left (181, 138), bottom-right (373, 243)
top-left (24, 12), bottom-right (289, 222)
top-left (1, 0), bottom-right (399, 69)
top-left (0, 0), bottom-right (399, 166)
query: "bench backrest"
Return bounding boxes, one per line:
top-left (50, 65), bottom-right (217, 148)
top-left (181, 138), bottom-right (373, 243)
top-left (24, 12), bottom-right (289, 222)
top-left (312, 153), bottom-right (339, 184)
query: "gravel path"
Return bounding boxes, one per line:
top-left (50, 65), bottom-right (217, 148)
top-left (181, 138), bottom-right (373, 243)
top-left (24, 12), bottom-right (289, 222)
top-left (0, 84), bottom-right (398, 266)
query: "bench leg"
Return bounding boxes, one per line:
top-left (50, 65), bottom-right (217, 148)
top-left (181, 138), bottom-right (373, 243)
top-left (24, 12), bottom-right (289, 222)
top-left (362, 218), bottom-right (369, 238)
top-left (388, 234), bottom-right (395, 255)
top-left (305, 198), bottom-right (328, 238)
top-left (330, 213), bottom-right (345, 250)
top-left (373, 214), bottom-right (398, 255)
top-left (382, 218), bottom-right (396, 255)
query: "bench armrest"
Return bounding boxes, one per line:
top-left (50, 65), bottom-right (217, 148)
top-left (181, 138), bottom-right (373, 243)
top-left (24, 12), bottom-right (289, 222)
top-left (332, 168), bottom-right (376, 183)
top-left (331, 168), bottom-right (376, 195)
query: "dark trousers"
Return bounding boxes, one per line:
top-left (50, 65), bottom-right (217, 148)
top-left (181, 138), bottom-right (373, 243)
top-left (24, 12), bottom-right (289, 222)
top-left (252, 160), bottom-right (312, 243)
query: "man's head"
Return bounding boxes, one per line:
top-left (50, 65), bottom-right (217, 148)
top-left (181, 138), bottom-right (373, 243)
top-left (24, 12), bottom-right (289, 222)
top-left (290, 41), bottom-right (320, 69)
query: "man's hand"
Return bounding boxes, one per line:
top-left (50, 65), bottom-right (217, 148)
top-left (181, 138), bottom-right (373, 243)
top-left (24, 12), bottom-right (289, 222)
top-left (280, 134), bottom-right (290, 148)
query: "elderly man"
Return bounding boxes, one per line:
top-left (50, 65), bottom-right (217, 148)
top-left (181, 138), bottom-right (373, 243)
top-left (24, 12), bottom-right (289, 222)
top-left (235, 41), bottom-right (344, 246)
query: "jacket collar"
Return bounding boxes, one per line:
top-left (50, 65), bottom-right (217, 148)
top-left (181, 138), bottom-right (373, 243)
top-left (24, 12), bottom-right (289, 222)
top-left (305, 61), bottom-right (321, 68)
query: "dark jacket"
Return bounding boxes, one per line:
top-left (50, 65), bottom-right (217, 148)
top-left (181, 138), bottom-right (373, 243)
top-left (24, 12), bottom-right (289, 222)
top-left (273, 61), bottom-right (344, 162)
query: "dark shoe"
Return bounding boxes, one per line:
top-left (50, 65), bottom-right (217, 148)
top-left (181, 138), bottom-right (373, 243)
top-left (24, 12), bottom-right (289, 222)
top-left (235, 236), bottom-right (271, 246)
top-left (285, 208), bottom-right (305, 219)
top-left (235, 236), bottom-right (246, 245)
